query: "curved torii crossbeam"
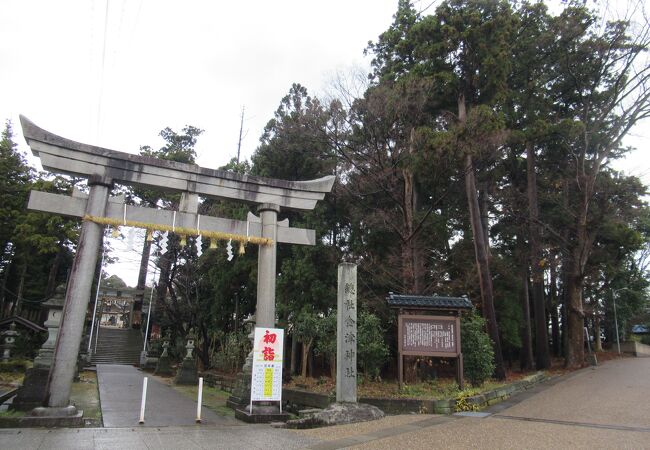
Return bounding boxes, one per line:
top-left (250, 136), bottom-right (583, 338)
top-left (21, 115), bottom-right (334, 210)
top-left (20, 116), bottom-right (334, 413)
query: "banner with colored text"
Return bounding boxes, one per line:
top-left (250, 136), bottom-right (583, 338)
top-left (251, 327), bottom-right (284, 402)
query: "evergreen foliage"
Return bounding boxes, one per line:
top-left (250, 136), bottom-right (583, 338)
top-left (357, 310), bottom-right (390, 379)
top-left (461, 310), bottom-right (495, 387)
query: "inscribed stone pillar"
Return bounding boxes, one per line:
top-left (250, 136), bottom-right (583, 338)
top-left (46, 177), bottom-right (111, 408)
top-left (337, 263), bottom-right (357, 403)
top-left (256, 203), bottom-right (279, 328)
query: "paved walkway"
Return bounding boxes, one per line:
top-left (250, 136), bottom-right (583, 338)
top-left (0, 425), bottom-right (321, 449)
top-left (295, 356), bottom-right (650, 449)
top-left (96, 364), bottom-right (235, 427)
top-left (0, 357), bottom-right (648, 449)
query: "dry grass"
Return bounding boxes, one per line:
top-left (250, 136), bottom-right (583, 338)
top-left (285, 375), bottom-right (509, 400)
top-left (70, 370), bottom-right (102, 423)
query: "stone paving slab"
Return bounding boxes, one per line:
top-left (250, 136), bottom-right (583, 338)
top-left (0, 425), bottom-right (321, 450)
top-left (492, 357), bottom-right (650, 428)
top-left (349, 415), bottom-right (650, 450)
top-left (96, 364), bottom-right (237, 428)
top-left (299, 358), bottom-right (650, 449)
top-left (302, 415), bottom-right (458, 449)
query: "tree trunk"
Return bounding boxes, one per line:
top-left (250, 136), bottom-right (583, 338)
top-left (402, 127), bottom-right (422, 294)
top-left (526, 143), bottom-right (550, 369)
top-left (0, 256), bottom-right (11, 318)
top-left (560, 264), bottom-right (569, 358)
top-left (155, 249), bottom-right (173, 308)
top-left (199, 326), bottom-right (210, 368)
top-left (549, 254), bottom-right (561, 357)
top-left (11, 262), bottom-right (27, 316)
top-left (520, 267), bottom-right (534, 370)
top-left (301, 339), bottom-right (313, 378)
top-left (565, 258), bottom-right (585, 368)
top-left (594, 314), bottom-right (602, 352)
top-left (460, 97), bottom-right (505, 380)
top-left (560, 179), bottom-right (570, 359)
top-left (565, 171), bottom-right (592, 368)
top-left (46, 244), bottom-right (65, 297)
top-left (290, 335), bottom-right (298, 375)
top-left (133, 238), bottom-right (152, 328)
top-left (478, 182), bottom-right (491, 252)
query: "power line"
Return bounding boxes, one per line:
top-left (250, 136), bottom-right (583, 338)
top-left (96, 0), bottom-right (110, 142)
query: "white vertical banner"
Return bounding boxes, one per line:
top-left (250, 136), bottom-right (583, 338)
top-left (250, 327), bottom-right (284, 402)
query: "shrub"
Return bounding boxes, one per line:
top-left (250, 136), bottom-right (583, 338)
top-left (211, 331), bottom-right (251, 373)
top-left (314, 312), bottom-right (337, 378)
top-left (461, 310), bottom-right (495, 387)
top-left (357, 311), bottom-right (390, 380)
top-left (13, 332), bottom-right (46, 359)
top-left (0, 359), bottom-right (31, 373)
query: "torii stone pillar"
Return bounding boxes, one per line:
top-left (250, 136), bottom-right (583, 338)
top-left (46, 176), bottom-right (111, 411)
top-left (256, 203), bottom-right (280, 328)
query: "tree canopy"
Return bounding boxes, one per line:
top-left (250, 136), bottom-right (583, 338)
top-left (3, 0), bottom-right (648, 381)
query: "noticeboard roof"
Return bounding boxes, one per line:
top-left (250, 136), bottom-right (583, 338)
top-left (387, 292), bottom-right (473, 310)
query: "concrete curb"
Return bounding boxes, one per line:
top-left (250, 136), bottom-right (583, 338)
top-left (455, 372), bottom-right (550, 412)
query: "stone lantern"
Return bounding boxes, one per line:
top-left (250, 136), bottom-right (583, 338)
top-left (227, 314), bottom-right (256, 410)
top-left (33, 285), bottom-right (66, 369)
top-left (154, 329), bottom-right (173, 376)
top-left (184, 329), bottom-right (196, 359)
top-left (174, 328), bottom-right (198, 385)
top-left (12, 285), bottom-right (65, 410)
top-left (161, 329), bottom-right (171, 358)
top-left (2, 322), bottom-right (19, 360)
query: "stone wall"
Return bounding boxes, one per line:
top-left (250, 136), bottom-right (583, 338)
top-left (200, 372), bottom-right (239, 393)
top-left (282, 372), bottom-right (551, 415)
top-left (620, 341), bottom-right (650, 357)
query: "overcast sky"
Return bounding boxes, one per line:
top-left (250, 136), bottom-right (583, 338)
top-left (1, 1), bottom-right (647, 287)
top-left (1, 0), bottom-right (399, 169)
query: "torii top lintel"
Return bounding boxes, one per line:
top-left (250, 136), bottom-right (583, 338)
top-left (20, 115), bottom-right (334, 211)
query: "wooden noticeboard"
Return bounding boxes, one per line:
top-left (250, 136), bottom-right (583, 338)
top-left (398, 314), bottom-right (464, 389)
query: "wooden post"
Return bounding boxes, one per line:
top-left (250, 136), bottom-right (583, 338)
top-left (398, 354), bottom-right (404, 390)
top-left (397, 311), bottom-right (403, 390)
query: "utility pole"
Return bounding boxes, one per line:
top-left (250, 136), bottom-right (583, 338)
top-left (611, 287), bottom-right (630, 355)
top-left (236, 106), bottom-right (245, 164)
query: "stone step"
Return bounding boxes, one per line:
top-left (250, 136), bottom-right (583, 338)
top-left (90, 327), bottom-right (143, 366)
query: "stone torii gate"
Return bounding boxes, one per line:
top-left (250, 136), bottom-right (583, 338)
top-left (20, 115), bottom-right (334, 416)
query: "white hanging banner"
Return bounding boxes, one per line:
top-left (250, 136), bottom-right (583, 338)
top-left (250, 327), bottom-right (284, 402)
